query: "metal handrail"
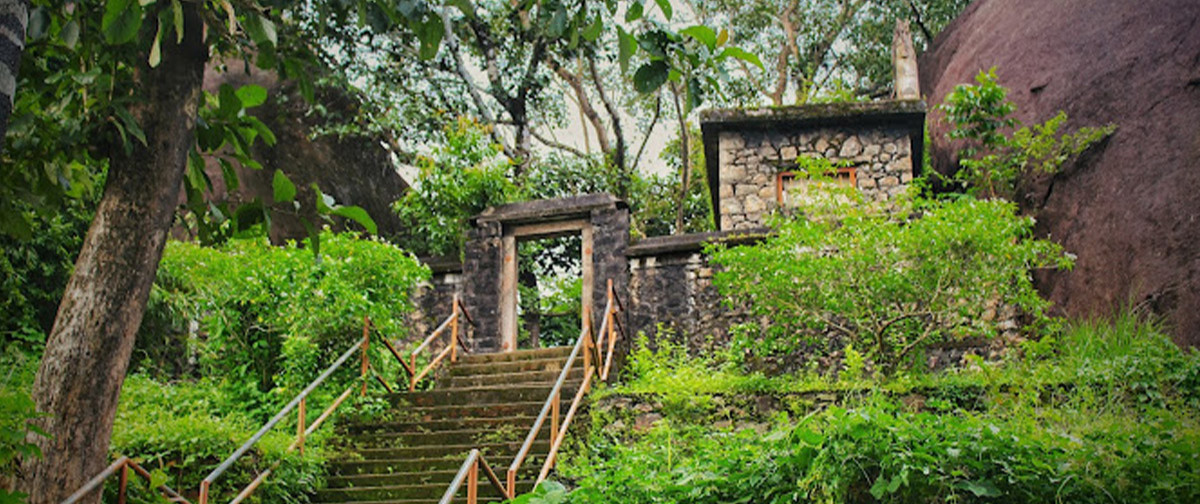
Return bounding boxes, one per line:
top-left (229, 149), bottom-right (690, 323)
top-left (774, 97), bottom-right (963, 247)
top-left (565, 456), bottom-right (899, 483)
top-left (440, 279), bottom-right (625, 501)
top-left (396, 294), bottom-right (473, 391)
top-left (62, 456), bottom-right (190, 504)
top-left (198, 322), bottom-right (372, 504)
top-left (438, 450), bottom-right (509, 504)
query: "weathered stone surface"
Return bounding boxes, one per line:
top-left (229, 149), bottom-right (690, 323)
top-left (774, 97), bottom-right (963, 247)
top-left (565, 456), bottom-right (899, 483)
top-left (702, 101), bottom-right (925, 230)
top-left (198, 63), bottom-right (408, 243)
top-left (919, 0), bottom-right (1200, 346)
top-left (839, 136), bottom-right (863, 157)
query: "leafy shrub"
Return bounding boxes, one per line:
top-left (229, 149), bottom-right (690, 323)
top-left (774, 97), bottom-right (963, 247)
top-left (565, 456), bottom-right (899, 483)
top-left (109, 375), bottom-right (326, 503)
top-left (392, 118), bottom-right (516, 257)
top-left (556, 315), bottom-right (1200, 504)
top-left (709, 196), bottom-right (1071, 372)
top-left (941, 68), bottom-right (1115, 200)
top-left (143, 232), bottom-right (428, 418)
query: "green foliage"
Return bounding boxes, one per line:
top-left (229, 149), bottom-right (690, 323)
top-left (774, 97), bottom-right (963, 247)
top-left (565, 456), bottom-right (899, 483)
top-left (109, 375), bottom-right (326, 503)
top-left (940, 68), bottom-right (1116, 199)
top-left (554, 314), bottom-right (1200, 504)
top-left (0, 386), bottom-right (46, 503)
top-left (0, 199), bottom-right (95, 369)
top-left (709, 195), bottom-right (1072, 372)
top-left (141, 232), bottom-right (428, 417)
top-left (392, 118), bottom-right (516, 257)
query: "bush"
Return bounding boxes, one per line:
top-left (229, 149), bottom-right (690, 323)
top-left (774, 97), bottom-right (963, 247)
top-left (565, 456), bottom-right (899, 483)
top-left (392, 118), bottom-right (516, 257)
top-left (141, 232), bottom-right (428, 418)
top-left (109, 375), bottom-right (326, 503)
top-left (709, 196), bottom-right (1072, 372)
top-left (940, 68), bottom-right (1115, 200)
top-left (555, 316), bottom-right (1200, 504)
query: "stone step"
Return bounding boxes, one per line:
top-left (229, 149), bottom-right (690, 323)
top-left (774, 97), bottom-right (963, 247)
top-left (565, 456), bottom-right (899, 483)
top-left (326, 466), bottom-right (540, 489)
top-left (314, 479), bottom-right (534, 502)
top-left (336, 440), bottom-right (549, 461)
top-left (343, 424), bottom-right (551, 449)
top-left (457, 346), bottom-right (574, 365)
top-left (339, 415), bottom-right (542, 436)
top-left (402, 401), bottom-right (554, 422)
top-left (446, 357), bottom-right (578, 377)
top-left (442, 367), bottom-right (586, 389)
top-left (328, 454), bottom-right (549, 477)
top-left (396, 383), bottom-right (581, 408)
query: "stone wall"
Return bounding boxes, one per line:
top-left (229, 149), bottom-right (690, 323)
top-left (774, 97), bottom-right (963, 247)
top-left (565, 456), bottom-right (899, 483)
top-left (701, 100), bottom-right (926, 231)
top-left (407, 257), bottom-right (466, 347)
top-left (626, 231), bottom-right (763, 352)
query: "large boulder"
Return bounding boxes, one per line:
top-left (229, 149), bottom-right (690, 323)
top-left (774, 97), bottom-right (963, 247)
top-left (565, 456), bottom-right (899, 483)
top-left (919, 0), bottom-right (1200, 345)
top-left (195, 63), bottom-right (408, 243)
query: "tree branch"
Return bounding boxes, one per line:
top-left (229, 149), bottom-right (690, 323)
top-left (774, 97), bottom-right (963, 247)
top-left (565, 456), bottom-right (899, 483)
top-left (632, 94), bottom-right (662, 171)
top-left (530, 128), bottom-right (593, 161)
top-left (547, 55), bottom-right (610, 153)
top-left (587, 52), bottom-right (628, 181)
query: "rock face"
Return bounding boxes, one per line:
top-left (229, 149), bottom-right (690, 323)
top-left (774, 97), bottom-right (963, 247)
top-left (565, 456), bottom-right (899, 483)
top-left (197, 64), bottom-right (408, 243)
top-left (919, 0), bottom-right (1200, 346)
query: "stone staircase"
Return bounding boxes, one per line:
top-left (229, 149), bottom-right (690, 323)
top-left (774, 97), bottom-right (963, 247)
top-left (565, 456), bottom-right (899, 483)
top-left (314, 346), bottom-right (584, 503)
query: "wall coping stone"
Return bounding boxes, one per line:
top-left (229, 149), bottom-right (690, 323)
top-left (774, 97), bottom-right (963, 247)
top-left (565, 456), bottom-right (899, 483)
top-left (472, 193), bottom-right (628, 225)
top-left (418, 255), bottom-right (463, 274)
top-left (627, 228), bottom-right (771, 258)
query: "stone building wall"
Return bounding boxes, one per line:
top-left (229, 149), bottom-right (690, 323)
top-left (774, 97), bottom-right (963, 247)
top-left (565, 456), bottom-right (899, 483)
top-left (626, 232), bottom-right (762, 352)
top-left (701, 100), bottom-right (926, 231)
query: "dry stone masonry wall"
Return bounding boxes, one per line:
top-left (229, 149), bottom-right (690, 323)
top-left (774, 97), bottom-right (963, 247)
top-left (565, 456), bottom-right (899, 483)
top-left (701, 100), bottom-right (926, 231)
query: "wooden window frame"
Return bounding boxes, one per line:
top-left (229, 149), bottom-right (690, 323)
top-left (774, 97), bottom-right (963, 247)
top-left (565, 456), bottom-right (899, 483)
top-left (775, 167), bottom-right (858, 205)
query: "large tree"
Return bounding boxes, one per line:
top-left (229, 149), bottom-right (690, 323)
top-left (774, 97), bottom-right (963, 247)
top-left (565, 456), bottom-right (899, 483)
top-left (17, 1), bottom-right (207, 499)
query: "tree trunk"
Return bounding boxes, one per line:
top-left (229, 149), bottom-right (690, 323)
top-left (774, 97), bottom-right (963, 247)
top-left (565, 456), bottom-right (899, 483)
top-left (18, 4), bottom-right (207, 502)
top-left (672, 85), bottom-right (691, 235)
top-left (0, 0), bottom-right (28, 153)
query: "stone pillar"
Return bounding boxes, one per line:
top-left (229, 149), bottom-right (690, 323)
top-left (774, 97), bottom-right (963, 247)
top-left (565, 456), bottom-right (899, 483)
top-left (462, 220), bottom-right (504, 353)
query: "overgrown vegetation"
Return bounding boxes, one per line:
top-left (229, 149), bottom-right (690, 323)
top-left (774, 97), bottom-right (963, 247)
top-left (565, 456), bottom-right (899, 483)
top-left (709, 186), bottom-right (1071, 373)
top-left (540, 314), bottom-right (1200, 504)
top-left (940, 68), bottom-right (1115, 200)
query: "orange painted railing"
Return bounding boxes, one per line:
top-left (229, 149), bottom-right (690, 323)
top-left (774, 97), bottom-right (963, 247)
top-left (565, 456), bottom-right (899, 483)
top-left (63, 295), bottom-right (471, 504)
top-left (62, 456), bottom-right (190, 504)
top-left (439, 279), bottom-right (625, 503)
top-left (391, 294), bottom-right (474, 391)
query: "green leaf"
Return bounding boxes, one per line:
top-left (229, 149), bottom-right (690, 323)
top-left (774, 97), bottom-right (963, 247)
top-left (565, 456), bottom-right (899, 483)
top-left (172, 0), bottom-right (184, 42)
top-left (218, 84), bottom-right (242, 119)
top-left (272, 170), bottom-right (296, 203)
top-left (113, 106), bottom-right (147, 147)
top-left (633, 60), bottom-right (670, 93)
top-left (716, 46), bottom-right (764, 70)
top-left (581, 16), bottom-right (603, 42)
top-left (618, 27), bottom-right (637, 73)
top-left (653, 0), bottom-right (672, 20)
top-left (625, 2), bottom-right (643, 22)
top-left (61, 20), bottom-right (80, 48)
top-left (681, 25), bottom-right (717, 51)
top-left (415, 16), bottom-right (444, 60)
top-left (148, 16), bottom-right (164, 68)
top-left (235, 85), bottom-right (268, 108)
top-left (960, 480), bottom-right (1001, 497)
top-left (102, 0), bottom-right (144, 45)
top-left (547, 8), bottom-right (568, 38)
top-left (330, 206), bottom-right (378, 234)
top-left (218, 158), bottom-right (239, 192)
top-left (245, 14), bottom-right (278, 47)
top-left (245, 116), bottom-right (277, 146)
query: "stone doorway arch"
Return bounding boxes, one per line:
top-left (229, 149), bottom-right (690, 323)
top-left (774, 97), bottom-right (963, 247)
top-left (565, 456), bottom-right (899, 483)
top-left (461, 194), bottom-right (629, 353)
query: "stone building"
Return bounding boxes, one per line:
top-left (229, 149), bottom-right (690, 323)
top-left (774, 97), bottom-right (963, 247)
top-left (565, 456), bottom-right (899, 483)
top-left (700, 100), bottom-right (926, 230)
